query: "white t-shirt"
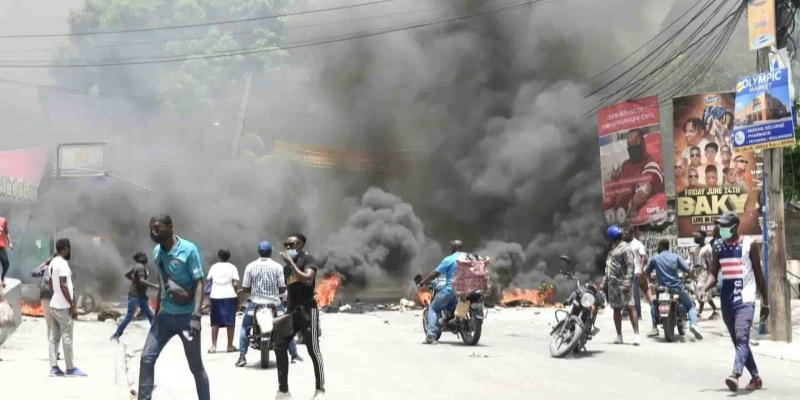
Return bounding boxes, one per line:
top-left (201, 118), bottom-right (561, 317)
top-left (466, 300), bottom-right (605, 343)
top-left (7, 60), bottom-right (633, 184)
top-left (206, 262), bottom-right (240, 299)
top-left (629, 238), bottom-right (647, 274)
top-left (49, 256), bottom-right (74, 310)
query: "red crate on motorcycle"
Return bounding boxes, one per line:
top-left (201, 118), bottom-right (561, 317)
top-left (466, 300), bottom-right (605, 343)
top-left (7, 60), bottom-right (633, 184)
top-left (453, 254), bottom-right (491, 296)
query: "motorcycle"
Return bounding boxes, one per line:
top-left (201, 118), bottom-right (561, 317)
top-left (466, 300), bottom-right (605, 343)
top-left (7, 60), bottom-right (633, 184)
top-left (654, 272), bottom-right (694, 342)
top-left (549, 255), bottom-right (605, 358)
top-left (414, 274), bottom-right (486, 345)
top-left (245, 303), bottom-right (277, 368)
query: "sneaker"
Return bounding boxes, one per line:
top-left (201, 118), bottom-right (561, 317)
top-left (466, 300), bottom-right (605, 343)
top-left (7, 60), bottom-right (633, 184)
top-left (745, 376), bottom-right (763, 391)
top-left (689, 325), bottom-right (703, 340)
top-left (725, 375), bottom-right (739, 392)
top-left (291, 355), bottom-right (304, 364)
top-left (424, 335), bottom-right (438, 345)
top-left (591, 326), bottom-right (600, 336)
top-left (632, 334), bottom-right (641, 346)
top-left (275, 391), bottom-right (292, 400)
top-left (613, 335), bottom-right (623, 344)
top-left (65, 368), bottom-right (88, 377)
top-left (311, 390), bottom-right (327, 400)
top-left (709, 312), bottom-right (720, 320)
top-left (49, 367), bottom-right (65, 377)
top-left (235, 355), bottom-right (247, 367)
top-left (647, 328), bottom-right (660, 337)
top-left (109, 334), bottom-right (120, 343)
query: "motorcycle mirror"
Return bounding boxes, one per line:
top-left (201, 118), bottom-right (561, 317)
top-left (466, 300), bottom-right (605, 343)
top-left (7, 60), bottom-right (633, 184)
top-left (413, 274), bottom-right (423, 284)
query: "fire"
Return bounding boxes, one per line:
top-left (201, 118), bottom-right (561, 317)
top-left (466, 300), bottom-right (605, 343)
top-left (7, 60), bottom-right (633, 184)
top-left (501, 284), bottom-right (556, 307)
top-left (21, 301), bottom-right (44, 317)
top-left (316, 274), bottom-right (342, 307)
top-left (415, 288), bottom-right (432, 307)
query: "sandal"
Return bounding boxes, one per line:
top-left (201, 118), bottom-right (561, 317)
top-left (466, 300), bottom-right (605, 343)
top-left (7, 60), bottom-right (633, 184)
top-left (226, 346), bottom-right (238, 353)
top-left (207, 347), bottom-right (216, 354)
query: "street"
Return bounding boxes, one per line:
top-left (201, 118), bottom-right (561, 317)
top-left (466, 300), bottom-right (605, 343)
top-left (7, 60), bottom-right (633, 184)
top-left (1, 302), bottom-right (799, 400)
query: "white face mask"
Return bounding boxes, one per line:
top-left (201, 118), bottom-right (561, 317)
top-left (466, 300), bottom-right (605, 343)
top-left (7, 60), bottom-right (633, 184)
top-left (287, 249), bottom-right (299, 258)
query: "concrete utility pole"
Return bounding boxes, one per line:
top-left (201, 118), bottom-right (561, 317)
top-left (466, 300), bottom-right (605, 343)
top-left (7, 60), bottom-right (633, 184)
top-left (757, 0), bottom-right (793, 342)
top-left (231, 71), bottom-right (254, 158)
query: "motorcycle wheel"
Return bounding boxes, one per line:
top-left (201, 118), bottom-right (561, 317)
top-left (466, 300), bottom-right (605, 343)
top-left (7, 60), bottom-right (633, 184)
top-left (549, 316), bottom-right (583, 358)
top-left (260, 337), bottom-right (271, 369)
top-left (459, 312), bottom-right (482, 346)
top-left (663, 309), bottom-right (676, 343)
top-left (421, 307), bottom-right (442, 340)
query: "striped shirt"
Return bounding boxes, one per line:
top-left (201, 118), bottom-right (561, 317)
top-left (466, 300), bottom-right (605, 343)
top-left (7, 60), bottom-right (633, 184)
top-left (242, 258), bottom-right (285, 306)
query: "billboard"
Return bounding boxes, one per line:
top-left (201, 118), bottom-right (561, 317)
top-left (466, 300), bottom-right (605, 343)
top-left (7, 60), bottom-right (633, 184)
top-left (747, 0), bottom-right (776, 50)
top-left (733, 68), bottom-right (796, 151)
top-left (597, 96), bottom-right (667, 227)
top-left (57, 143), bottom-right (106, 177)
top-left (0, 147), bottom-right (48, 203)
top-left (673, 92), bottom-right (763, 246)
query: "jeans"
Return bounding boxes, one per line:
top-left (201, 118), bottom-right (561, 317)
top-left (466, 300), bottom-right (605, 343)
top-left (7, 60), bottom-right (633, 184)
top-left (138, 313), bottom-right (210, 400)
top-left (49, 308), bottom-right (74, 370)
top-left (650, 287), bottom-right (697, 328)
top-left (0, 248), bottom-right (8, 281)
top-left (275, 306), bottom-right (324, 393)
top-left (114, 295), bottom-right (153, 337)
top-left (722, 302), bottom-right (758, 377)
top-left (427, 290), bottom-right (457, 337)
top-left (239, 302), bottom-right (297, 357)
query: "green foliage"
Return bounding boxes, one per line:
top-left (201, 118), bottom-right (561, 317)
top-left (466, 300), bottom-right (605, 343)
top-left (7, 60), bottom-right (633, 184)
top-left (54, 0), bottom-right (293, 112)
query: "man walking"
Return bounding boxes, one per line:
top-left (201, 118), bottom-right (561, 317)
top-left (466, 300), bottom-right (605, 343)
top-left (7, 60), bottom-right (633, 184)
top-left (645, 239), bottom-right (703, 340)
top-left (48, 239), bottom-right (87, 377)
top-left (275, 233), bottom-right (325, 400)
top-left (0, 215), bottom-right (13, 288)
top-left (692, 229), bottom-right (719, 319)
top-left (236, 241), bottom-right (301, 367)
top-left (138, 215), bottom-right (209, 400)
top-left (623, 228), bottom-right (650, 323)
top-left (111, 252), bottom-right (157, 340)
top-left (602, 226), bottom-right (641, 345)
top-left (699, 212), bottom-right (768, 392)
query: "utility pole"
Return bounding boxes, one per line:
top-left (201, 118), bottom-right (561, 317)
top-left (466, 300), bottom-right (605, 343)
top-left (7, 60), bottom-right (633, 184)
top-left (231, 71), bottom-right (254, 158)
top-left (757, 0), bottom-right (793, 342)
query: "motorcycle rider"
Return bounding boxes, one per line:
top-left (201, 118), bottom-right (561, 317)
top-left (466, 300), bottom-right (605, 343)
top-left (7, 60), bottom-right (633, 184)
top-left (417, 240), bottom-right (465, 344)
top-left (600, 225), bottom-right (641, 345)
top-left (645, 239), bottom-right (703, 340)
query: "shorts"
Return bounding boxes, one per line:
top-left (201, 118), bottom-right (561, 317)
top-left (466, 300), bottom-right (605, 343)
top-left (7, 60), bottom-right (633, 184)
top-left (608, 282), bottom-right (634, 309)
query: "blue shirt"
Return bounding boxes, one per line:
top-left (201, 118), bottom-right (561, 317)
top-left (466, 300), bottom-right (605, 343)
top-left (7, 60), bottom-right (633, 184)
top-left (153, 236), bottom-right (205, 315)
top-left (645, 250), bottom-right (689, 289)
top-left (435, 252), bottom-right (464, 294)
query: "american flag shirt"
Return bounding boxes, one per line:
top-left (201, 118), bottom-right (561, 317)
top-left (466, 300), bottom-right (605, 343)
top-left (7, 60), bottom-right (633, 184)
top-left (714, 236), bottom-right (756, 307)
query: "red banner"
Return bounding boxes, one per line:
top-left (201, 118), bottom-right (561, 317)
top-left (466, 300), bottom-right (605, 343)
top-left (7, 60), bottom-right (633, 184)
top-left (0, 147), bottom-right (48, 202)
top-left (597, 96), bottom-right (667, 227)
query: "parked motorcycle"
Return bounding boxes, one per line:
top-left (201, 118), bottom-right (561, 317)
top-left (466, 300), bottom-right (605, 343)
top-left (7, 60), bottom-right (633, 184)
top-left (414, 274), bottom-right (486, 345)
top-left (246, 303), bottom-right (277, 368)
top-left (653, 272), bottom-right (694, 342)
top-left (549, 255), bottom-right (605, 358)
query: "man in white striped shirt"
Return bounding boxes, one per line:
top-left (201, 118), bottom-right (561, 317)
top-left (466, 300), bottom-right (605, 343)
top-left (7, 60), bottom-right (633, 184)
top-left (236, 241), bottom-right (301, 367)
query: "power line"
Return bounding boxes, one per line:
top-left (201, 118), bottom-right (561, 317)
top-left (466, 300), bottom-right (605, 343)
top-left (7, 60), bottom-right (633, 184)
top-left (0, 0), bottom-right (401, 39)
top-left (0, 0), bottom-right (552, 69)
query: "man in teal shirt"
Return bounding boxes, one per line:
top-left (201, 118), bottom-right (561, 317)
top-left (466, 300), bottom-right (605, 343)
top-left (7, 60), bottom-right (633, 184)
top-left (138, 214), bottom-right (209, 400)
top-left (418, 240), bottom-right (465, 344)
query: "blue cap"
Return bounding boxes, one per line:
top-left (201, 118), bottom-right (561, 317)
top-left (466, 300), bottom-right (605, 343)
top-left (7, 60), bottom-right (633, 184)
top-left (258, 241), bottom-right (272, 253)
top-left (606, 225), bottom-right (623, 241)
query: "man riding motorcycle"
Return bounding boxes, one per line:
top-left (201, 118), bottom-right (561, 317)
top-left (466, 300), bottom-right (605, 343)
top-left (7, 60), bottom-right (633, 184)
top-left (417, 240), bottom-right (465, 344)
top-left (645, 239), bottom-right (703, 340)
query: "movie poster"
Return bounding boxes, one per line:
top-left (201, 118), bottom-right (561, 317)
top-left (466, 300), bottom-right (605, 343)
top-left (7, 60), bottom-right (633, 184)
top-left (672, 92), bottom-right (763, 246)
top-left (598, 96), bottom-right (667, 227)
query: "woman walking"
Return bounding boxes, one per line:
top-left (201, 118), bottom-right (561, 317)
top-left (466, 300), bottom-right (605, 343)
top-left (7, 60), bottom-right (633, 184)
top-left (206, 249), bottom-right (239, 353)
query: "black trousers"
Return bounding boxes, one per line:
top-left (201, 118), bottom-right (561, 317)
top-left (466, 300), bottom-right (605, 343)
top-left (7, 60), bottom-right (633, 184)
top-left (0, 248), bottom-right (8, 281)
top-left (275, 306), bottom-right (324, 393)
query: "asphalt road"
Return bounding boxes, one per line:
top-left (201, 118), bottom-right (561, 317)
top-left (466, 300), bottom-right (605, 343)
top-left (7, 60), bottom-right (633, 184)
top-left (1, 303), bottom-right (799, 399)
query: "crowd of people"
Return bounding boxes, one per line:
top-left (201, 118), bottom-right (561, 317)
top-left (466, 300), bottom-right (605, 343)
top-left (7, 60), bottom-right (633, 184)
top-left (604, 211), bottom-right (768, 392)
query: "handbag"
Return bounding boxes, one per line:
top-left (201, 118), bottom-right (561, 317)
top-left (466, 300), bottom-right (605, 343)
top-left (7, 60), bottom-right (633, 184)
top-left (158, 260), bottom-right (194, 305)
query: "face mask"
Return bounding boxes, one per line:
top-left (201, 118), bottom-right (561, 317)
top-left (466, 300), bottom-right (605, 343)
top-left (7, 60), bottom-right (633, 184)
top-left (287, 249), bottom-right (299, 258)
top-left (720, 227), bottom-right (734, 240)
top-left (627, 145), bottom-right (644, 162)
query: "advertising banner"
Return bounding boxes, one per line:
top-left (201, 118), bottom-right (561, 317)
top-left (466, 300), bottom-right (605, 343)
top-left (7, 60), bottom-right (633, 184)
top-left (597, 96), bottom-right (667, 227)
top-left (747, 0), bottom-right (777, 50)
top-left (0, 147), bottom-right (48, 203)
top-left (57, 143), bottom-right (106, 177)
top-left (673, 92), bottom-right (762, 246)
top-left (733, 68), bottom-right (796, 151)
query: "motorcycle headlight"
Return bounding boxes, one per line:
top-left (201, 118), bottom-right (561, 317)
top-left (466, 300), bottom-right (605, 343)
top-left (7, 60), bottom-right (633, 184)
top-left (580, 292), bottom-right (596, 308)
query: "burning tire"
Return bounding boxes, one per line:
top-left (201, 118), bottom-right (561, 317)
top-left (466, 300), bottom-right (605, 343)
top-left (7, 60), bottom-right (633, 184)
top-left (549, 316), bottom-right (583, 358)
top-left (420, 307), bottom-right (441, 341)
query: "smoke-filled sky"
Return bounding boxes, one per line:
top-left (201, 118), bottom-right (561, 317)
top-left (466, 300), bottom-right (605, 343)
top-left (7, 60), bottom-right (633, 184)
top-left (0, 0), bottom-right (753, 297)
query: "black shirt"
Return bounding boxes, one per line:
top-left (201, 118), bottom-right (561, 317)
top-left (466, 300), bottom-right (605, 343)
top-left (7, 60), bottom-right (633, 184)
top-left (128, 263), bottom-right (150, 298)
top-left (285, 251), bottom-right (318, 309)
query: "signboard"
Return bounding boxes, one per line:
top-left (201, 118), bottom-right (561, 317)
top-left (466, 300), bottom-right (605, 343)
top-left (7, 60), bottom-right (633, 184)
top-left (597, 96), bottom-right (667, 227)
top-left (57, 143), bottom-right (105, 177)
top-left (733, 68), bottom-right (796, 151)
top-left (673, 92), bottom-right (763, 246)
top-left (0, 147), bottom-right (48, 203)
top-left (273, 140), bottom-right (410, 172)
top-left (747, 0), bottom-right (776, 50)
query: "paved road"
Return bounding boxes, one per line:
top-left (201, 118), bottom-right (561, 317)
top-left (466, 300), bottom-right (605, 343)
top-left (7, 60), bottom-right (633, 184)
top-left (1, 303), bottom-right (798, 399)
